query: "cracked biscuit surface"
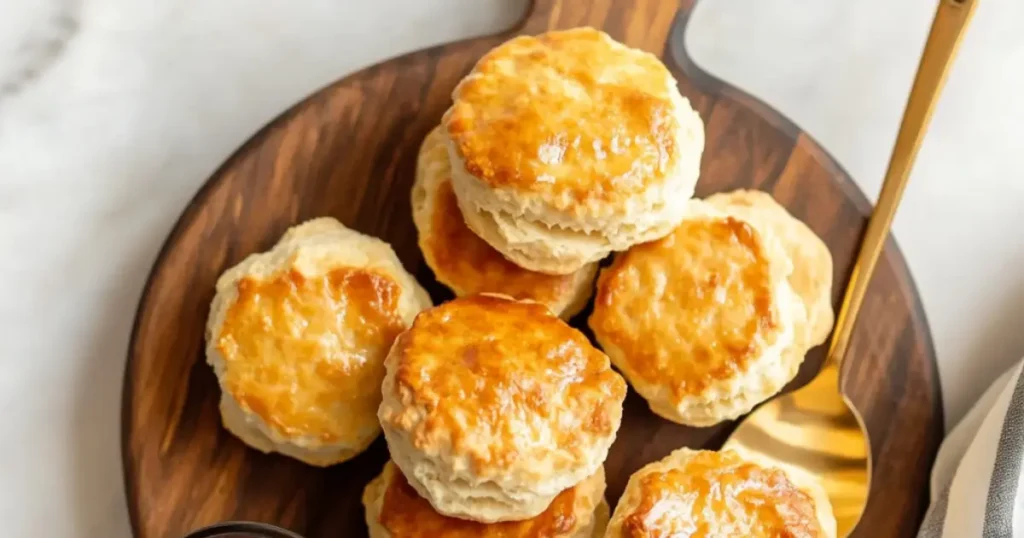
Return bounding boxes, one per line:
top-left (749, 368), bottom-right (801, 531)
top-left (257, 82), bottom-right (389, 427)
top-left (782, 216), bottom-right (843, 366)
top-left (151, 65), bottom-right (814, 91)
top-left (589, 198), bottom-right (822, 426)
top-left (444, 27), bottom-right (704, 274)
top-left (206, 217), bottom-right (431, 466)
top-left (379, 294), bottom-right (626, 522)
top-left (704, 189), bottom-right (834, 348)
top-left (605, 448), bottom-right (836, 538)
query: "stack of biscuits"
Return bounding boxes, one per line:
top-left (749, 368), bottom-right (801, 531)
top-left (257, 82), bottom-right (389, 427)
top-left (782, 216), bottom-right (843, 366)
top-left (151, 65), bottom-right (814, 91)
top-left (374, 294), bottom-right (625, 535)
top-left (205, 27), bottom-right (838, 538)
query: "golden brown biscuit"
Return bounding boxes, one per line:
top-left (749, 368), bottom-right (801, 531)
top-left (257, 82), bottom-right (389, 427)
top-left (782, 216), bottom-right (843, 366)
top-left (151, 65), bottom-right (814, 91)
top-left (362, 461), bottom-right (609, 538)
top-left (378, 294), bottom-right (627, 522)
top-left (412, 127), bottom-right (597, 319)
top-left (704, 189), bottom-right (834, 348)
top-left (589, 200), bottom-right (807, 426)
top-left (206, 217), bottom-right (432, 466)
top-left (605, 448), bottom-right (836, 538)
top-left (444, 27), bottom-right (704, 274)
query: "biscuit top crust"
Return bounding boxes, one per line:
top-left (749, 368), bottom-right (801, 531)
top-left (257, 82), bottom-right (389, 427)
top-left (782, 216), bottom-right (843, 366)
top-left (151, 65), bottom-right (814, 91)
top-left (385, 294), bottom-right (626, 472)
top-left (621, 451), bottom-right (824, 537)
top-left (424, 177), bottom-right (584, 306)
top-left (217, 267), bottom-right (406, 442)
top-left (445, 27), bottom-right (682, 210)
top-left (376, 462), bottom-right (601, 537)
top-left (590, 216), bottom-right (783, 399)
top-left (704, 189), bottom-right (835, 346)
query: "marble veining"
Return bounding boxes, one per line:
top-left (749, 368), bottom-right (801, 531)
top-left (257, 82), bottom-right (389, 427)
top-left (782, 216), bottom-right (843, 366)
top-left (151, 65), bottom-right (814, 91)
top-left (0, 0), bottom-right (80, 101)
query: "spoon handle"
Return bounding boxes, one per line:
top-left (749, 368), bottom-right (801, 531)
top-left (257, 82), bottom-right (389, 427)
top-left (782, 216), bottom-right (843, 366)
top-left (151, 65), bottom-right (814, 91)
top-left (828, 0), bottom-right (978, 365)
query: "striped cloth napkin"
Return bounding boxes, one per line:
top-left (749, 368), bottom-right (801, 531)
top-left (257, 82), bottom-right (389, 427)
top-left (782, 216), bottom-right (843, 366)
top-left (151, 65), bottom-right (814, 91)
top-left (918, 359), bottom-right (1024, 537)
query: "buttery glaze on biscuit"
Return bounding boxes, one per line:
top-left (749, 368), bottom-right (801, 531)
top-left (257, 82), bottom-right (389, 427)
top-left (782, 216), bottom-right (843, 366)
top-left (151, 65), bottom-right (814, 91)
top-left (705, 189), bottom-right (835, 346)
top-left (388, 294), bottom-right (625, 470)
top-left (413, 127), bottom-right (596, 317)
top-left (363, 462), bottom-right (607, 538)
top-left (446, 27), bottom-right (682, 210)
top-left (612, 451), bottom-right (826, 538)
top-left (441, 27), bottom-right (704, 275)
top-left (217, 267), bottom-right (406, 443)
top-left (207, 217), bottom-right (432, 466)
top-left (590, 217), bottom-right (782, 398)
top-left (379, 294), bottom-right (625, 521)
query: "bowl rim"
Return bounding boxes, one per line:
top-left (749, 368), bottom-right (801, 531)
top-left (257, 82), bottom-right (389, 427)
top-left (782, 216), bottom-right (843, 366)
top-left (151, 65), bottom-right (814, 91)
top-left (183, 521), bottom-right (305, 538)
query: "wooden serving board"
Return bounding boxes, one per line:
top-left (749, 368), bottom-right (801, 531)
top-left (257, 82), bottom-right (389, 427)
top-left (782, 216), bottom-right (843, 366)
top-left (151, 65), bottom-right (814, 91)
top-left (121, 1), bottom-right (943, 536)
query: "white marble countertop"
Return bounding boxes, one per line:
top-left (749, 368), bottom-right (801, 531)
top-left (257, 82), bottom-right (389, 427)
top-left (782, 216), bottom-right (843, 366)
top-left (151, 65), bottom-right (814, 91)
top-left (1, 0), bottom-right (1022, 536)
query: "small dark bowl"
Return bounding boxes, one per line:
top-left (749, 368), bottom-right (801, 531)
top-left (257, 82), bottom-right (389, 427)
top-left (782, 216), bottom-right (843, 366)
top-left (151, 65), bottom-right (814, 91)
top-left (182, 521), bottom-right (305, 538)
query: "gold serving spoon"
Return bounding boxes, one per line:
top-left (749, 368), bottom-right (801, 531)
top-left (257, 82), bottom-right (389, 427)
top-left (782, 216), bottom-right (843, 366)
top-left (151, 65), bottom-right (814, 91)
top-left (723, 0), bottom-right (977, 535)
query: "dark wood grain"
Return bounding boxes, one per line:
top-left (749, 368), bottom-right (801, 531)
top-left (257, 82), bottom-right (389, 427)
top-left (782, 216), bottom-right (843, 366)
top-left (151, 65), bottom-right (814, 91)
top-left (122, 1), bottom-right (943, 536)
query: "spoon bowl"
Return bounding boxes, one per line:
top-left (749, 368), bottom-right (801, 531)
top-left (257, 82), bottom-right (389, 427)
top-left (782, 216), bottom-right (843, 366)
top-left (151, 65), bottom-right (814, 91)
top-left (725, 361), bottom-right (870, 534)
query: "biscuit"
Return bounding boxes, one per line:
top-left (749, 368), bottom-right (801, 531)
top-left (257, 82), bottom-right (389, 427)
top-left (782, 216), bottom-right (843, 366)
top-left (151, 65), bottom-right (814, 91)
top-left (206, 217), bottom-right (432, 466)
top-left (378, 294), bottom-right (627, 522)
top-left (413, 126), bottom-right (597, 319)
top-left (605, 448), bottom-right (836, 538)
top-left (704, 189), bottom-right (834, 348)
top-left (443, 27), bottom-right (704, 275)
top-left (362, 461), bottom-right (609, 537)
top-left (589, 199), bottom-right (808, 426)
